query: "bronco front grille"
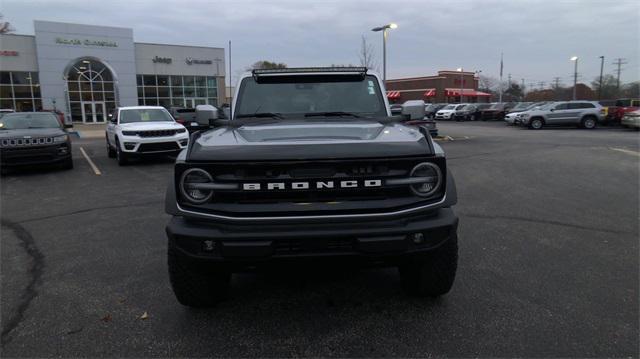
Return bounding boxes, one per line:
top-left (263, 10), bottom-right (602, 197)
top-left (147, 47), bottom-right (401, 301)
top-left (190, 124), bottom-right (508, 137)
top-left (176, 157), bottom-right (447, 217)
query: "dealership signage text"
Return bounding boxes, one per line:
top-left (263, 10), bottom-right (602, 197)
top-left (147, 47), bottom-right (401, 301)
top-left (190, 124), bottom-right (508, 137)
top-left (55, 37), bottom-right (118, 47)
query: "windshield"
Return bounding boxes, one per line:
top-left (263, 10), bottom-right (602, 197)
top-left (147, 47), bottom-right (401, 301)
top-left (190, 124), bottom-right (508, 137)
top-left (442, 105), bottom-right (456, 110)
top-left (512, 103), bottom-right (532, 110)
top-left (0, 113), bottom-right (61, 130)
top-left (489, 103), bottom-right (503, 109)
top-left (235, 75), bottom-right (387, 118)
top-left (120, 108), bottom-right (174, 124)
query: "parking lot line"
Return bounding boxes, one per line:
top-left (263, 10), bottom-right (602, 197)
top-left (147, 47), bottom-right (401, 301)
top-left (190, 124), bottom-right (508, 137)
top-left (609, 147), bottom-right (640, 158)
top-left (79, 147), bottom-right (102, 175)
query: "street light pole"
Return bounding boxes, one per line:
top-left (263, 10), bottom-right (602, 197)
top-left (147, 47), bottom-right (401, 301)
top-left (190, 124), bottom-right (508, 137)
top-left (571, 56), bottom-right (578, 100)
top-left (456, 68), bottom-right (464, 103)
top-left (371, 23), bottom-right (397, 83)
top-left (598, 56), bottom-right (604, 100)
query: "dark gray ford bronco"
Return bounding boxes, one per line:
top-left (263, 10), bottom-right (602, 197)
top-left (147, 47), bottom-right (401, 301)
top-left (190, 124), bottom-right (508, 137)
top-left (165, 67), bottom-right (459, 307)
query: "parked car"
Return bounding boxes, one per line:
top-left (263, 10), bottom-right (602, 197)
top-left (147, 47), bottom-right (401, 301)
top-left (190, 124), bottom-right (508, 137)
top-left (453, 104), bottom-right (480, 121)
top-left (106, 106), bottom-right (190, 165)
top-left (505, 102), bottom-right (549, 125)
top-left (517, 101), bottom-right (605, 130)
top-left (621, 109), bottom-right (640, 129)
top-left (606, 98), bottom-right (640, 124)
top-left (169, 107), bottom-right (211, 133)
top-left (424, 104), bottom-right (438, 119)
top-left (435, 104), bottom-right (466, 120)
top-left (480, 102), bottom-right (515, 121)
top-left (0, 112), bottom-right (73, 171)
top-left (165, 67), bottom-right (459, 306)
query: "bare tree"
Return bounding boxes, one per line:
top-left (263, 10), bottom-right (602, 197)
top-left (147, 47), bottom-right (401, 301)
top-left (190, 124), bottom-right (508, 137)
top-left (478, 75), bottom-right (497, 93)
top-left (0, 14), bottom-right (15, 34)
top-left (358, 36), bottom-right (377, 72)
top-left (245, 60), bottom-right (287, 71)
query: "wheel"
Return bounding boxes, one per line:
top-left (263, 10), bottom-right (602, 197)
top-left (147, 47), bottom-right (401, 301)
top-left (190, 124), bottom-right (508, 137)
top-left (582, 116), bottom-right (597, 129)
top-left (168, 244), bottom-right (230, 307)
top-left (529, 118), bottom-right (544, 130)
top-left (399, 233), bottom-right (458, 297)
top-left (106, 137), bottom-right (116, 158)
top-left (61, 157), bottom-right (74, 170)
top-left (115, 139), bottom-right (128, 166)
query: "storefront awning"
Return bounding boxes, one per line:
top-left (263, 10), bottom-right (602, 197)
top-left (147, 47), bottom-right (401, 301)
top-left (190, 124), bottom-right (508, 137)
top-left (386, 91), bottom-right (401, 99)
top-left (445, 88), bottom-right (491, 97)
top-left (423, 89), bottom-right (436, 98)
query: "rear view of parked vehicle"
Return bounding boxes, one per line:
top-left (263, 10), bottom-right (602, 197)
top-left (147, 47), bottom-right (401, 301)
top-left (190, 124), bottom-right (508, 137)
top-left (453, 104), bottom-right (479, 121)
top-left (0, 112), bottom-right (73, 172)
top-left (517, 101), bottom-right (604, 130)
top-left (106, 106), bottom-right (189, 166)
top-left (621, 109), bottom-right (640, 129)
top-left (480, 102), bottom-right (515, 121)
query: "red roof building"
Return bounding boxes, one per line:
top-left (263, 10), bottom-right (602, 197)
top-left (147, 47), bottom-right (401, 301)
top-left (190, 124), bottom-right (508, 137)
top-left (385, 70), bottom-right (491, 104)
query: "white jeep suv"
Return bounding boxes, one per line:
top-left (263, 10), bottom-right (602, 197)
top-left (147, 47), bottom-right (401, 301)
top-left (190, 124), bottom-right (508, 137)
top-left (106, 106), bottom-right (189, 165)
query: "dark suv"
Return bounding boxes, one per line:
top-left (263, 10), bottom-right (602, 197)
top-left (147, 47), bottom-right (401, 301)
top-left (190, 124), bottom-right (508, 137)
top-left (0, 112), bottom-right (73, 172)
top-left (165, 67), bottom-right (459, 307)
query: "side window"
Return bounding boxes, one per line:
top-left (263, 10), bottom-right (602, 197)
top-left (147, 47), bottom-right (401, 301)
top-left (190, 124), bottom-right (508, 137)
top-left (554, 103), bottom-right (568, 110)
top-left (111, 110), bottom-right (118, 123)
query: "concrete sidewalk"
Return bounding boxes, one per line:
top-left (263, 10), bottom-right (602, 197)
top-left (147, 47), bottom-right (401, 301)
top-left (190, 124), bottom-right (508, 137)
top-left (68, 123), bottom-right (106, 139)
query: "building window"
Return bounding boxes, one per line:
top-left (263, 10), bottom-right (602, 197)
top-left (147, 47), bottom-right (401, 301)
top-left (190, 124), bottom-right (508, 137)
top-left (136, 74), bottom-right (219, 109)
top-left (66, 59), bottom-right (117, 123)
top-left (0, 71), bottom-right (42, 111)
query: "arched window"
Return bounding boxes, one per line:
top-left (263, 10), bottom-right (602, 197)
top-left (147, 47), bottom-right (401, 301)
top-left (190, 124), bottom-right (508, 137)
top-left (66, 59), bottom-right (117, 123)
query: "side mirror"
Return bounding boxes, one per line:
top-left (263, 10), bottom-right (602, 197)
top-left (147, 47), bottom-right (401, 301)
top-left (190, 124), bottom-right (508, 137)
top-left (401, 100), bottom-right (426, 120)
top-left (195, 104), bottom-right (219, 126)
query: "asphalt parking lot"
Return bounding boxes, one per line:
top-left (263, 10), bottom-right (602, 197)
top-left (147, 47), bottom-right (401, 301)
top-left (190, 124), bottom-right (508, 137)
top-left (1, 122), bottom-right (638, 357)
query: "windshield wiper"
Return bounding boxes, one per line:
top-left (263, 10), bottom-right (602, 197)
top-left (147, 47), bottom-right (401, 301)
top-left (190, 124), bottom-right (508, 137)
top-left (236, 112), bottom-right (283, 119)
top-left (304, 111), bottom-right (361, 118)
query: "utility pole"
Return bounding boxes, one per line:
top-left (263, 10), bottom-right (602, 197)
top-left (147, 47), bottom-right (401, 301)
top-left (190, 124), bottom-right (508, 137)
top-left (499, 52), bottom-right (503, 102)
top-left (521, 78), bottom-right (525, 100)
top-left (612, 58), bottom-right (627, 91)
top-left (598, 56), bottom-right (604, 100)
top-left (552, 77), bottom-right (561, 89)
top-left (538, 81), bottom-right (545, 91)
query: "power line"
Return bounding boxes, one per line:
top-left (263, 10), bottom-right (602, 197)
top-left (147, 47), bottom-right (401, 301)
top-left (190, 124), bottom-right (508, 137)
top-left (612, 58), bottom-right (627, 90)
top-left (552, 77), bottom-right (562, 89)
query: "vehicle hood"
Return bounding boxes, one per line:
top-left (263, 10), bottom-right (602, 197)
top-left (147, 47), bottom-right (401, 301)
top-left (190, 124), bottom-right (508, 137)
top-left (0, 127), bottom-right (66, 139)
top-left (119, 122), bottom-right (185, 131)
top-left (188, 119), bottom-right (433, 161)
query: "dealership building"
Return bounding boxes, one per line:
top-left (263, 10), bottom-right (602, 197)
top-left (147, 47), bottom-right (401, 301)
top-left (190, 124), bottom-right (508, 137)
top-left (0, 20), bottom-right (225, 123)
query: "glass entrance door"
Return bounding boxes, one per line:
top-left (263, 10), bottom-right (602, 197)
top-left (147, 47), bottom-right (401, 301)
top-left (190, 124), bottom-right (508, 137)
top-left (81, 101), bottom-right (106, 123)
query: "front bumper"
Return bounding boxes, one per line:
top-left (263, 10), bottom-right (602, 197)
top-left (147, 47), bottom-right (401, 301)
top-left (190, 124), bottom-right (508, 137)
top-left (621, 117), bottom-right (640, 128)
top-left (166, 207), bottom-right (458, 266)
top-left (435, 113), bottom-right (452, 120)
top-left (119, 133), bottom-right (189, 154)
top-left (0, 143), bottom-right (71, 167)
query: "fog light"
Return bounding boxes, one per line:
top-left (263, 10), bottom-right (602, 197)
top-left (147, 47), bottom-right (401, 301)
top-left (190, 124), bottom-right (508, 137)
top-left (58, 147), bottom-right (68, 154)
top-left (202, 240), bottom-right (215, 252)
top-left (410, 233), bottom-right (424, 244)
top-left (124, 142), bottom-right (136, 150)
top-left (179, 139), bottom-right (188, 146)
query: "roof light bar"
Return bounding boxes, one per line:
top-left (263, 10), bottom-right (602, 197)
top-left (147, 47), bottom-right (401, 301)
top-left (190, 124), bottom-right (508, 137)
top-left (252, 67), bottom-right (368, 76)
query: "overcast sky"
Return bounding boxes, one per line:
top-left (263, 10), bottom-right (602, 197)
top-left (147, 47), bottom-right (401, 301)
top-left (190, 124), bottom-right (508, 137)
top-left (3, 0), bottom-right (639, 88)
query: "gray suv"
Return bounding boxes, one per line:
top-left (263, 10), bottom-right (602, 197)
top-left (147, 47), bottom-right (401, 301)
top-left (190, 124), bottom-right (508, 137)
top-left (517, 101), bottom-right (605, 130)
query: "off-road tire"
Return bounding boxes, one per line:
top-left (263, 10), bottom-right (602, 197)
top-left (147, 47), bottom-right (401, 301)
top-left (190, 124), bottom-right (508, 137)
top-left (399, 233), bottom-right (458, 297)
top-left (115, 138), bottom-right (128, 166)
top-left (529, 117), bottom-right (544, 130)
top-left (168, 245), bottom-right (230, 307)
top-left (581, 116), bottom-right (597, 129)
top-left (106, 137), bottom-right (116, 158)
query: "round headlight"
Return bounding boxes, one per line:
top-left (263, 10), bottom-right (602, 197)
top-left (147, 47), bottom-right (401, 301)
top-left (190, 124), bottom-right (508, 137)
top-left (409, 162), bottom-right (442, 197)
top-left (180, 168), bottom-right (214, 204)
